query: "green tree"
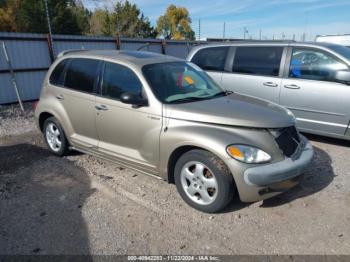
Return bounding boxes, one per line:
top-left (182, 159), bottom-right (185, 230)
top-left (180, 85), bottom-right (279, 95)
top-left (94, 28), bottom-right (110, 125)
top-left (0, 0), bottom-right (87, 35)
top-left (102, 10), bottom-right (113, 36)
top-left (0, 0), bottom-right (20, 32)
top-left (107, 0), bottom-right (156, 38)
top-left (16, 0), bottom-right (46, 33)
top-left (50, 0), bottom-right (81, 35)
top-left (72, 0), bottom-right (92, 35)
top-left (156, 5), bottom-right (195, 40)
top-left (89, 8), bottom-right (109, 35)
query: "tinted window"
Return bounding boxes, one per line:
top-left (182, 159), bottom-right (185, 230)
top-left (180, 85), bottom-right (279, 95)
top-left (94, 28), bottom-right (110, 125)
top-left (232, 47), bottom-right (283, 76)
top-left (191, 47), bottom-right (229, 71)
top-left (49, 59), bottom-right (69, 86)
top-left (143, 62), bottom-right (223, 103)
top-left (102, 62), bottom-right (143, 100)
top-left (64, 58), bottom-right (100, 93)
top-left (289, 48), bottom-right (348, 82)
top-left (327, 45), bottom-right (350, 60)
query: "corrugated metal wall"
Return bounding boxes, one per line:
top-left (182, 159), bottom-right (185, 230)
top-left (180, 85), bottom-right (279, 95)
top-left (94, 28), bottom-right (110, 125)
top-left (0, 32), bottom-right (203, 104)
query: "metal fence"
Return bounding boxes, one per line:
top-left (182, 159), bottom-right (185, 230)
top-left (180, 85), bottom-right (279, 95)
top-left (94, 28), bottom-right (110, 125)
top-left (0, 32), bottom-right (203, 104)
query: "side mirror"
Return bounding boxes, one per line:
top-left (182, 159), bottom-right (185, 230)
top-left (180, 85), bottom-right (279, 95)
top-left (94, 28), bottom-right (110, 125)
top-left (335, 70), bottom-right (350, 85)
top-left (120, 92), bottom-right (148, 108)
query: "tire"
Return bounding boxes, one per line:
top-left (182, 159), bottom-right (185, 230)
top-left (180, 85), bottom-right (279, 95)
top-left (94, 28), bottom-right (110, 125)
top-left (174, 149), bottom-right (235, 213)
top-left (43, 117), bottom-right (69, 156)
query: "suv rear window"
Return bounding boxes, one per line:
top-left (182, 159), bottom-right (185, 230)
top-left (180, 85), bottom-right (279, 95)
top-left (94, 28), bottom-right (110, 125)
top-left (232, 47), bottom-right (283, 76)
top-left (64, 58), bottom-right (100, 93)
top-left (191, 47), bottom-right (229, 71)
top-left (49, 59), bottom-right (69, 86)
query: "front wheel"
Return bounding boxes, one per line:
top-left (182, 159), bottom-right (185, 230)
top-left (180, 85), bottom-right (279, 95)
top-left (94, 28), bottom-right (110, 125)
top-left (174, 149), bottom-right (235, 213)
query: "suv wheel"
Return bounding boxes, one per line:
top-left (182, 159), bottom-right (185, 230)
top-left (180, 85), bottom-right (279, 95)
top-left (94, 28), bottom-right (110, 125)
top-left (174, 149), bottom-right (235, 213)
top-left (43, 117), bottom-right (68, 156)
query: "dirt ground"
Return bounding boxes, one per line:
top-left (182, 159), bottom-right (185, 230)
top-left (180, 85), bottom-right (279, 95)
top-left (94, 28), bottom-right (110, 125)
top-left (0, 103), bottom-right (349, 255)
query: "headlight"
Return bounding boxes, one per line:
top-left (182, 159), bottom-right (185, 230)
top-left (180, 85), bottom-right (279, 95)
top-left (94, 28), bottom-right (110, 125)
top-left (226, 145), bottom-right (271, 163)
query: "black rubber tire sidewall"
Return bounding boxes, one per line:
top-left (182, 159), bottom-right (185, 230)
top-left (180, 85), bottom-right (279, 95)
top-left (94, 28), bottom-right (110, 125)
top-left (43, 117), bottom-right (68, 156)
top-left (174, 149), bottom-right (235, 213)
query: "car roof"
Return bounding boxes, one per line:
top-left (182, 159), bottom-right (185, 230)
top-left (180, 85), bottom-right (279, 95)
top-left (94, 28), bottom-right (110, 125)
top-left (187, 41), bottom-right (348, 61)
top-left (189, 40), bottom-right (344, 51)
top-left (60, 50), bottom-right (183, 67)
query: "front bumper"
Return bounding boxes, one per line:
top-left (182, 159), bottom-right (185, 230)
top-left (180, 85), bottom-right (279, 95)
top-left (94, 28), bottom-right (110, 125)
top-left (244, 139), bottom-right (313, 187)
top-left (228, 136), bottom-right (314, 202)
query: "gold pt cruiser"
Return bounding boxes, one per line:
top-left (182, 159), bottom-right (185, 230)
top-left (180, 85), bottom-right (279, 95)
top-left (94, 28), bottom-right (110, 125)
top-left (35, 50), bottom-right (313, 213)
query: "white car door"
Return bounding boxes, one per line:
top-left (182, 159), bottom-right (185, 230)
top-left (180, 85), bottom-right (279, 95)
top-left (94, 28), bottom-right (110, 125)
top-left (221, 46), bottom-right (285, 104)
top-left (280, 47), bottom-right (350, 137)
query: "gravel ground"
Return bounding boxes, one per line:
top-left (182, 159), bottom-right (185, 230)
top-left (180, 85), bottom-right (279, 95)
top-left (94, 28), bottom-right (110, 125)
top-left (0, 103), bottom-right (349, 255)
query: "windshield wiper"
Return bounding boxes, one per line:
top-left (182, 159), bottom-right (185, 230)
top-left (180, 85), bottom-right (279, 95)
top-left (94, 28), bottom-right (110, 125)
top-left (211, 90), bottom-right (234, 98)
top-left (168, 96), bottom-right (207, 104)
top-left (169, 91), bottom-right (233, 104)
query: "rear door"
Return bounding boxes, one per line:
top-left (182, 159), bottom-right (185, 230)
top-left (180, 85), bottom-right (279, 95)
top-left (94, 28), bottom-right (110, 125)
top-left (190, 46), bottom-right (230, 85)
top-left (49, 58), bottom-right (101, 148)
top-left (221, 46), bottom-right (285, 104)
top-left (280, 47), bottom-right (350, 136)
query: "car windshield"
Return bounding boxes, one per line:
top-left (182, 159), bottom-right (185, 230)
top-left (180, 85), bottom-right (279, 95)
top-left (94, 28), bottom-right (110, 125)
top-left (142, 62), bottom-right (224, 103)
top-left (327, 45), bottom-right (350, 60)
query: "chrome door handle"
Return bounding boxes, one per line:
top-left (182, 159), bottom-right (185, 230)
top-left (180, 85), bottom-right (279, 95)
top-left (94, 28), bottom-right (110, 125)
top-left (56, 94), bottom-right (64, 100)
top-left (284, 84), bottom-right (300, 89)
top-left (95, 104), bottom-right (108, 111)
top-left (263, 82), bottom-right (278, 87)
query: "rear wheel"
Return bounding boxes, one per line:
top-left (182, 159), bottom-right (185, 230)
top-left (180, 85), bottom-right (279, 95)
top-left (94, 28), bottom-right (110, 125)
top-left (43, 117), bottom-right (68, 156)
top-left (174, 149), bottom-right (235, 213)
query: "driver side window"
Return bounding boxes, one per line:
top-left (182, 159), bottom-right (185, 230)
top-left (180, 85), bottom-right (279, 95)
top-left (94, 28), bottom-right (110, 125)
top-left (102, 62), bottom-right (143, 100)
top-left (289, 48), bottom-right (348, 82)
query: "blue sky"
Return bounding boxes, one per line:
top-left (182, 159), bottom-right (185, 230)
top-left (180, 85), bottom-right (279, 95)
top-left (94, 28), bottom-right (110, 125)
top-left (84, 0), bottom-right (350, 40)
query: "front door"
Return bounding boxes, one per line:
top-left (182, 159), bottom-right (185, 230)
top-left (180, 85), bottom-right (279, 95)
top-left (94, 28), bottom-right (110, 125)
top-left (280, 47), bottom-right (350, 136)
top-left (95, 61), bottom-right (162, 174)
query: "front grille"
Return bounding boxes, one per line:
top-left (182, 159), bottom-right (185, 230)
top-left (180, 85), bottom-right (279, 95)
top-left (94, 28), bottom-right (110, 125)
top-left (273, 126), bottom-right (300, 157)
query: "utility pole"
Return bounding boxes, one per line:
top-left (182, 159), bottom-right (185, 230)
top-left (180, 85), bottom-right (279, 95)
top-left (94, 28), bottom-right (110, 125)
top-left (223, 22), bottom-right (226, 40)
top-left (198, 19), bottom-right (201, 41)
top-left (302, 32), bottom-right (306, 42)
top-left (243, 27), bottom-right (248, 40)
top-left (259, 29), bottom-right (262, 40)
top-left (43, 0), bottom-right (55, 58)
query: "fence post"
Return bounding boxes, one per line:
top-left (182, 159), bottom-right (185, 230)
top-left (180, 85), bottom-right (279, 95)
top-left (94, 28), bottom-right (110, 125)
top-left (46, 34), bottom-right (54, 63)
top-left (161, 40), bottom-right (166, 54)
top-left (115, 35), bottom-right (121, 50)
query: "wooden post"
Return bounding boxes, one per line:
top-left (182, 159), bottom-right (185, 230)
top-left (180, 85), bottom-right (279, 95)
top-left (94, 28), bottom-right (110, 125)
top-left (46, 34), bottom-right (54, 63)
top-left (161, 40), bottom-right (166, 55)
top-left (115, 35), bottom-right (121, 50)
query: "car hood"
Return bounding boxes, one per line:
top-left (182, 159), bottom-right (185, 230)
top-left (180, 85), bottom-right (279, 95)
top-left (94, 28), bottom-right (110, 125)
top-left (164, 93), bottom-right (295, 128)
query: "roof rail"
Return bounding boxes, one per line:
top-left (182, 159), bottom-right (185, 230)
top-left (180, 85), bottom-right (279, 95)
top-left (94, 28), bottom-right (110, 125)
top-left (57, 49), bottom-right (88, 58)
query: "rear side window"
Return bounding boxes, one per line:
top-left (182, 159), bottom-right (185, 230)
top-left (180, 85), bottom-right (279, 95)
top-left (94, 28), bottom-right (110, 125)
top-left (64, 58), bottom-right (100, 93)
top-left (289, 48), bottom-right (348, 82)
top-left (49, 59), bottom-right (69, 86)
top-left (101, 62), bottom-right (143, 100)
top-left (191, 47), bottom-right (229, 71)
top-left (232, 47), bottom-right (283, 76)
